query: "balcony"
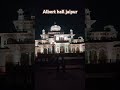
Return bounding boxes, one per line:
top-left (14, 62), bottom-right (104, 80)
top-left (7, 38), bottom-right (35, 44)
top-left (55, 40), bottom-right (69, 43)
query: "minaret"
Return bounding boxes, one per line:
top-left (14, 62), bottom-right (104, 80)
top-left (85, 9), bottom-right (96, 41)
top-left (70, 29), bottom-right (73, 34)
top-left (42, 29), bottom-right (46, 39)
top-left (17, 9), bottom-right (24, 20)
top-left (70, 29), bottom-right (73, 42)
top-left (42, 29), bottom-right (45, 34)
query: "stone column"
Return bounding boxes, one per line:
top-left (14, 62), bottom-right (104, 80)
top-left (97, 52), bottom-right (99, 64)
top-left (13, 52), bottom-right (20, 65)
top-left (1, 36), bottom-right (4, 48)
top-left (79, 45), bottom-right (81, 53)
top-left (29, 52), bottom-right (31, 65)
top-left (87, 52), bottom-right (90, 64)
top-left (0, 52), bottom-right (6, 72)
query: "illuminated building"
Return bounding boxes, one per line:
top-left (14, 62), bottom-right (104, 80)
top-left (0, 9), bottom-right (35, 72)
top-left (85, 9), bottom-right (120, 64)
top-left (35, 24), bottom-right (85, 56)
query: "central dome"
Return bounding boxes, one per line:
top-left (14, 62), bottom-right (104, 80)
top-left (50, 24), bottom-right (61, 31)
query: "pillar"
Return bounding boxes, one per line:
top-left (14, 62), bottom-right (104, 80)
top-left (29, 52), bottom-right (31, 65)
top-left (0, 52), bottom-right (6, 72)
top-left (87, 51), bottom-right (90, 64)
top-left (1, 36), bottom-right (4, 48)
top-left (97, 52), bottom-right (99, 64)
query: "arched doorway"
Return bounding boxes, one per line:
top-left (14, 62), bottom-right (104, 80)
top-left (72, 48), bottom-right (75, 53)
top-left (37, 49), bottom-right (41, 57)
top-left (99, 49), bottom-right (107, 63)
top-left (76, 47), bottom-right (80, 53)
top-left (89, 50), bottom-right (97, 63)
top-left (6, 54), bottom-right (13, 63)
top-left (57, 48), bottom-right (60, 53)
top-left (60, 46), bottom-right (65, 53)
top-left (48, 48), bottom-right (51, 54)
top-left (44, 48), bottom-right (47, 54)
top-left (20, 53), bottom-right (29, 65)
top-left (5, 54), bottom-right (14, 72)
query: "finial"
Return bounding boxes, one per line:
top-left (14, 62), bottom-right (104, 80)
top-left (54, 22), bottom-right (56, 25)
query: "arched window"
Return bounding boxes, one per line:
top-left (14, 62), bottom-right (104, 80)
top-left (38, 42), bottom-right (41, 45)
top-left (7, 38), bottom-right (16, 44)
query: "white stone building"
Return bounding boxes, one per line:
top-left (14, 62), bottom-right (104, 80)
top-left (85, 9), bottom-right (120, 64)
top-left (0, 9), bottom-right (35, 72)
top-left (35, 24), bottom-right (85, 56)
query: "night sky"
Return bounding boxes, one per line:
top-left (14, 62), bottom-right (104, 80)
top-left (1, 0), bottom-right (120, 35)
top-left (86, 0), bottom-right (120, 30)
top-left (35, 0), bottom-right (85, 39)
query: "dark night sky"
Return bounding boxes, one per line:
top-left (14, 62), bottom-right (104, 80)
top-left (1, 0), bottom-right (120, 36)
top-left (35, 0), bottom-right (85, 39)
top-left (86, 0), bottom-right (120, 30)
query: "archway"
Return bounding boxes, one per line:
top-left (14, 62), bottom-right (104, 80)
top-left (37, 49), bottom-right (41, 57)
top-left (89, 50), bottom-right (97, 63)
top-left (7, 38), bottom-right (16, 44)
top-left (20, 53), bottom-right (29, 65)
top-left (76, 47), bottom-right (80, 53)
top-left (60, 46), bottom-right (65, 53)
top-left (72, 48), bottom-right (75, 53)
top-left (44, 48), bottom-right (47, 54)
top-left (48, 48), bottom-right (51, 54)
top-left (99, 49), bottom-right (107, 63)
top-left (5, 54), bottom-right (14, 72)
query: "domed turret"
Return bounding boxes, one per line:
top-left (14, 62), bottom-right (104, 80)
top-left (50, 24), bottom-right (61, 31)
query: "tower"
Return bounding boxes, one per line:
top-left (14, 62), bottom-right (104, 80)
top-left (17, 9), bottom-right (24, 20)
top-left (13, 9), bottom-right (35, 33)
top-left (85, 9), bottom-right (96, 41)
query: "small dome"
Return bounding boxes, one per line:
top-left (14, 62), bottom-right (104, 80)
top-left (17, 9), bottom-right (24, 14)
top-left (50, 24), bottom-right (61, 31)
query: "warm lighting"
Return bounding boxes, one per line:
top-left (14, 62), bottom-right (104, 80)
top-left (50, 25), bottom-right (61, 31)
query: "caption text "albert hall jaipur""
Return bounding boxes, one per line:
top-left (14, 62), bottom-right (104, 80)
top-left (42, 9), bottom-right (78, 15)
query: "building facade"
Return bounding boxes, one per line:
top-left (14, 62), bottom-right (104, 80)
top-left (0, 9), bottom-right (35, 72)
top-left (85, 9), bottom-right (120, 64)
top-left (35, 24), bottom-right (85, 56)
